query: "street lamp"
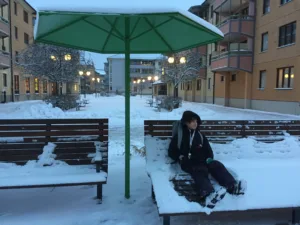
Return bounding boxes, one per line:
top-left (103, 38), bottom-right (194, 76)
top-left (147, 75), bottom-right (159, 102)
top-left (167, 55), bottom-right (187, 98)
top-left (78, 70), bottom-right (91, 98)
top-left (168, 56), bottom-right (186, 64)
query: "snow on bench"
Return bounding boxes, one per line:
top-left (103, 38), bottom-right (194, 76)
top-left (145, 135), bottom-right (300, 224)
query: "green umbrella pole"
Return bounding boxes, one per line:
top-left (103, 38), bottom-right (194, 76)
top-left (124, 16), bottom-right (131, 199)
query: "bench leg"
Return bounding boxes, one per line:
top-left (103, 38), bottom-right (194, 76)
top-left (163, 215), bottom-right (170, 225)
top-left (97, 184), bottom-right (103, 203)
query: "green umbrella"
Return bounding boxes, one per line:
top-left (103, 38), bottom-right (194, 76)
top-left (34, 7), bottom-right (223, 198)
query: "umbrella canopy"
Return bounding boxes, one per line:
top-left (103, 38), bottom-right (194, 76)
top-left (34, 8), bottom-right (223, 53)
top-left (34, 7), bottom-right (224, 199)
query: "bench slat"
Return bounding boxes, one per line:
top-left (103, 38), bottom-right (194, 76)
top-left (0, 130), bottom-right (108, 137)
top-left (0, 124), bottom-right (108, 131)
top-left (0, 119), bottom-right (108, 125)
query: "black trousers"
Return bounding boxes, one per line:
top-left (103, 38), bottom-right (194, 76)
top-left (183, 160), bottom-right (236, 198)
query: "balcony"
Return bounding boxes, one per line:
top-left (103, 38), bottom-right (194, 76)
top-left (211, 43), bottom-right (253, 72)
top-left (217, 15), bottom-right (254, 40)
top-left (0, 16), bottom-right (9, 37)
top-left (214, 0), bottom-right (249, 14)
top-left (0, 50), bottom-right (10, 69)
top-left (0, 0), bottom-right (8, 6)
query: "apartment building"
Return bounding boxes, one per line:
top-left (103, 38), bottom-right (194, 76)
top-left (107, 54), bottom-right (162, 95)
top-left (186, 0), bottom-right (300, 115)
top-left (0, 0), bottom-right (10, 103)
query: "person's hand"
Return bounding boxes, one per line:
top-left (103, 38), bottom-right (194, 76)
top-left (206, 158), bottom-right (214, 164)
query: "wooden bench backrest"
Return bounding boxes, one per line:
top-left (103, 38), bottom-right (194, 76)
top-left (144, 120), bottom-right (300, 143)
top-left (0, 119), bottom-right (108, 172)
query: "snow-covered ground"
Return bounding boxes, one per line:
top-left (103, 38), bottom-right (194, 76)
top-left (0, 95), bottom-right (299, 225)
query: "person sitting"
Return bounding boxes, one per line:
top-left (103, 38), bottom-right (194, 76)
top-left (168, 110), bottom-right (246, 206)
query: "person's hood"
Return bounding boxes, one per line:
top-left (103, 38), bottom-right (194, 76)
top-left (180, 110), bottom-right (202, 125)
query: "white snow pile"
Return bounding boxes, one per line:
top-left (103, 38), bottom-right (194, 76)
top-left (145, 135), bottom-right (300, 215)
top-left (0, 142), bottom-right (107, 188)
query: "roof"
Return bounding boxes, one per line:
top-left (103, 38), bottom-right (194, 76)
top-left (107, 54), bottom-right (163, 60)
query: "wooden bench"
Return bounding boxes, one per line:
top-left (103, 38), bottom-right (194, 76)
top-left (0, 119), bottom-right (108, 203)
top-left (144, 120), bottom-right (300, 225)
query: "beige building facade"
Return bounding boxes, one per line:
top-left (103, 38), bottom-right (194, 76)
top-left (177, 0), bottom-right (300, 115)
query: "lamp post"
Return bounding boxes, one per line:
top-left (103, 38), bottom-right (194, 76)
top-left (50, 53), bottom-right (73, 95)
top-left (167, 55), bottom-right (186, 98)
top-left (78, 70), bottom-right (91, 98)
top-left (147, 75), bottom-right (159, 101)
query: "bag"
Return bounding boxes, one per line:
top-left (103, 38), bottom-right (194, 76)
top-left (172, 120), bottom-right (203, 150)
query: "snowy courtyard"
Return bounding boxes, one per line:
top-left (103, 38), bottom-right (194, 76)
top-left (1, 95), bottom-right (300, 225)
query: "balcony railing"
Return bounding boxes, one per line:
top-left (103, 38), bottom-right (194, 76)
top-left (0, 50), bottom-right (10, 69)
top-left (211, 43), bottom-right (253, 72)
top-left (212, 43), bottom-right (251, 60)
top-left (216, 15), bottom-right (254, 37)
top-left (0, 16), bottom-right (9, 37)
top-left (0, 0), bottom-right (8, 6)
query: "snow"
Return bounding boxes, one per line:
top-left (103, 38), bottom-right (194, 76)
top-left (1, 95), bottom-right (300, 224)
top-left (0, 141), bottom-right (107, 188)
top-left (34, 3), bottom-right (224, 39)
top-left (145, 136), bottom-right (300, 215)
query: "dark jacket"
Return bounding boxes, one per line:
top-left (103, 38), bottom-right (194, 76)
top-left (168, 123), bottom-right (214, 171)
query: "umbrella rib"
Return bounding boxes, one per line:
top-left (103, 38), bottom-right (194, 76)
top-left (103, 17), bottom-right (125, 40)
top-left (37, 16), bottom-right (89, 40)
top-left (130, 18), bottom-right (173, 41)
top-left (102, 17), bottom-right (119, 52)
top-left (83, 19), bottom-right (124, 41)
top-left (144, 17), bottom-right (174, 52)
top-left (130, 17), bottom-right (141, 37)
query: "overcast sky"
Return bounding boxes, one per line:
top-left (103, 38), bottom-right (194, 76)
top-left (27, 0), bottom-right (204, 70)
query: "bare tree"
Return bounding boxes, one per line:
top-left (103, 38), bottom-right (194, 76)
top-left (159, 50), bottom-right (202, 97)
top-left (17, 43), bottom-right (82, 95)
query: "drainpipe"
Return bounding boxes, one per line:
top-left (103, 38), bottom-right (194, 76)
top-left (8, 0), bottom-right (14, 102)
top-left (213, 72), bottom-right (216, 104)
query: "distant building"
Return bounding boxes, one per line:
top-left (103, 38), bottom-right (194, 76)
top-left (106, 54), bottom-right (162, 95)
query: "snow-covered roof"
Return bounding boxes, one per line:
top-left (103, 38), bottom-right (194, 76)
top-left (107, 54), bottom-right (163, 60)
top-left (35, 3), bottom-right (224, 37)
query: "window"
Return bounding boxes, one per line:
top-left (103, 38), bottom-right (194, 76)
top-left (208, 78), bottom-right (211, 89)
top-left (14, 26), bottom-right (18, 39)
top-left (261, 32), bottom-right (268, 52)
top-left (14, 75), bottom-right (19, 94)
top-left (186, 82), bottom-right (191, 91)
top-left (209, 54), bottom-right (212, 66)
top-left (15, 51), bottom-right (19, 62)
top-left (277, 66), bottom-right (294, 88)
top-left (3, 73), bottom-right (7, 87)
top-left (32, 17), bottom-right (36, 26)
top-left (263, 0), bottom-right (270, 14)
top-left (214, 42), bottom-right (218, 51)
top-left (181, 83), bottom-right (184, 90)
top-left (24, 32), bottom-right (29, 44)
top-left (25, 78), bottom-right (30, 93)
top-left (34, 78), bottom-right (39, 93)
top-left (220, 76), bottom-right (224, 82)
top-left (280, 0), bottom-right (292, 5)
top-left (231, 74), bottom-right (236, 81)
top-left (210, 5), bottom-right (213, 18)
top-left (14, 2), bottom-right (17, 15)
top-left (215, 12), bottom-right (220, 25)
top-left (279, 21), bottom-right (296, 47)
top-left (259, 70), bottom-right (266, 89)
top-left (196, 79), bottom-right (201, 90)
top-left (43, 80), bottom-right (48, 93)
top-left (23, 10), bottom-right (28, 23)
